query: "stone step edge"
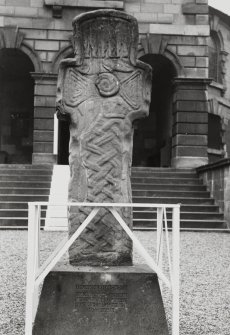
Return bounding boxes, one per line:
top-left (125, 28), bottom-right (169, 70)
top-left (0, 173), bottom-right (52, 176)
top-left (0, 188), bottom-right (50, 190)
top-left (0, 218), bottom-right (226, 224)
top-left (132, 219), bottom-right (226, 223)
top-left (133, 211), bottom-right (224, 215)
top-left (132, 183), bottom-right (203, 186)
top-left (132, 190), bottom-right (208, 194)
top-left (133, 227), bottom-right (230, 233)
top-left (0, 164), bottom-right (53, 167)
top-left (0, 227), bottom-right (229, 233)
top-left (132, 196), bottom-right (212, 200)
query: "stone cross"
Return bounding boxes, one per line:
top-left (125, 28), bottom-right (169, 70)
top-left (56, 10), bottom-right (152, 266)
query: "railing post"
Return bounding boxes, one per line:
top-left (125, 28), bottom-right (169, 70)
top-left (33, 205), bottom-right (41, 323)
top-left (157, 207), bottom-right (164, 269)
top-left (172, 206), bottom-right (180, 335)
top-left (35, 205), bottom-right (41, 272)
top-left (25, 203), bottom-right (38, 335)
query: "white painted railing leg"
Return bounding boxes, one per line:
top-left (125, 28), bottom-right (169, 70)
top-left (157, 207), bottom-right (163, 290)
top-left (25, 204), bottom-right (37, 335)
top-left (172, 206), bottom-right (180, 335)
top-left (33, 205), bottom-right (41, 323)
top-left (157, 207), bottom-right (163, 265)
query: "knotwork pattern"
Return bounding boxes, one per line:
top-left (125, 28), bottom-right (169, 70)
top-left (69, 105), bottom-right (132, 265)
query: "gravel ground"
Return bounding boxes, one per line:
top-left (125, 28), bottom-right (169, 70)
top-left (0, 230), bottom-right (229, 335)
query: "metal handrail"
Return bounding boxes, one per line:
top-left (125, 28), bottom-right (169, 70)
top-left (25, 202), bottom-right (180, 335)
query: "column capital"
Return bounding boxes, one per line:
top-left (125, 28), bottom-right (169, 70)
top-left (30, 72), bottom-right (58, 82)
top-left (173, 77), bottom-right (212, 89)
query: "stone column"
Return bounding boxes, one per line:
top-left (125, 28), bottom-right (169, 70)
top-left (172, 78), bottom-right (210, 168)
top-left (56, 10), bottom-right (152, 266)
top-left (31, 73), bottom-right (58, 164)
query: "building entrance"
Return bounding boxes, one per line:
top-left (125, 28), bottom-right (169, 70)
top-left (132, 54), bottom-right (176, 167)
top-left (0, 49), bottom-right (34, 164)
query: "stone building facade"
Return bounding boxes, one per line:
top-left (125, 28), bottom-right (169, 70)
top-left (0, 0), bottom-right (230, 169)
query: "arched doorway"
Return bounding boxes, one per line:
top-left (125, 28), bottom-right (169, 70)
top-left (0, 48), bottom-right (34, 163)
top-left (133, 54), bottom-right (176, 167)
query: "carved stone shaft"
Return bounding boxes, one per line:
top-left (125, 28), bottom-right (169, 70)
top-left (56, 10), bottom-right (152, 266)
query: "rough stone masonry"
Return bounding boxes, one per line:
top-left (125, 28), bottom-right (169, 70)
top-left (56, 10), bottom-right (152, 266)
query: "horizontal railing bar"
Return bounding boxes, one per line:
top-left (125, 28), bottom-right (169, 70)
top-left (28, 202), bottom-right (180, 208)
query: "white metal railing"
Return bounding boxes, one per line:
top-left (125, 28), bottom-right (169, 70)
top-left (25, 202), bottom-right (180, 335)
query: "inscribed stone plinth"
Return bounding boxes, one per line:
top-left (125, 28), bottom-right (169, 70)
top-left (56, 10), bottom-right (152, 266)
top-left (33, 265), bottom-right (168, 335)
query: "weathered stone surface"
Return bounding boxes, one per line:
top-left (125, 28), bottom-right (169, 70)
top-left (56, 10), bottom-right (152, 266)
top-left (182, 3), bottom-right (208, 15)
top-left (33, 265), bottom-right (168, 335)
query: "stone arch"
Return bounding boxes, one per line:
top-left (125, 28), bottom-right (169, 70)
top-left (0, 26), bottom-right (42, 72)
top-left (139, 35), bottom-right (185, 77)
top-left (209, 18), bottom-right (228, 87)
top-left (216, 30), bottom-right (224, 51)
top-left (0, 47), bottom-right (35, 163)
top-left (51, 44), bottom-right (74, 73)
top-left (21, 42), bottom-right (42, 73)
top-left (209, 15), bottom-right (225, 51)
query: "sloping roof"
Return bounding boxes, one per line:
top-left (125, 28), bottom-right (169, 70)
top-left (209, 6), bottom-right (230, 26)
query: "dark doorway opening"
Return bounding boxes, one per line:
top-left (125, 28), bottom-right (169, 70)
top-left (58, 120), bottom-right (70, 165)
top-left (0, 48), bottom-right (34, 164)
top-left (208, 113), bottom-right (224, 163)
top-left (132, 54), bottom-right (176, 167)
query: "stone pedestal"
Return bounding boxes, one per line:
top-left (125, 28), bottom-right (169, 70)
top-left (33, 265), bottom-right (168, 335)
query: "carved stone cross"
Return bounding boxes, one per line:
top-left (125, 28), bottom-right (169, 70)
top-left (56, 10), bottom-right (152, 266)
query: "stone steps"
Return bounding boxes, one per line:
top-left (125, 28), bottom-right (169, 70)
top-left (131, 177), bottom-right (202, 185)
top-left (133, 219), bottom-right (225, 229)
top-left (0, 165), bottom-right (52, 227)
top-left (0, 175), bottom-right (52, 181)
top-left (133, 210), bottom-right (223, 221)
top-left (0, 188), bottom-right (50, 195)
top-left (131, 168), bottom-right (226, 229)
top-left (133, 196), bottom-right (215, 205)
top-left (132, 183), bottom-right (206, 191)
top-left (132, 190), bottom-right (210, 198)
top-left (0, 165), bottom-right (227, 230)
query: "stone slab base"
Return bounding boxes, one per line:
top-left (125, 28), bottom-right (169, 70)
top-left (33, 264), bottom-right (168, 335)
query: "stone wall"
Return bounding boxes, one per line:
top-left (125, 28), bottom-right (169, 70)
top-left (197, 159), bottom-right (230, 228)
top-left (0, 0), bottom-right (219, 166)
top-left (126, 0), bottom-right (209, 80)
top-left (208, 8), bottom-right (230, 163)
top-left (0, 0), bottom-right (210, 76)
